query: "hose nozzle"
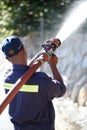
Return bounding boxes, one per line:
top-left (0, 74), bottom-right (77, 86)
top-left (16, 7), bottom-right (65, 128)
top-left (42, 38), bottom-right (61, 52)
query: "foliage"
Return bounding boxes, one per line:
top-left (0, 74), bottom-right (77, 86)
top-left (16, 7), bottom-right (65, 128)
top-left (0, 0), bottom-right (75, 38)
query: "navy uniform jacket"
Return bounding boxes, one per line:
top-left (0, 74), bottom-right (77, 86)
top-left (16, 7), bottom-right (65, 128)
top-left (3, 64), bottom-right (66, 130)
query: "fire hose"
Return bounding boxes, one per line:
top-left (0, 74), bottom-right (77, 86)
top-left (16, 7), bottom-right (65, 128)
top-left (0, 39), bottom-right (61, 114)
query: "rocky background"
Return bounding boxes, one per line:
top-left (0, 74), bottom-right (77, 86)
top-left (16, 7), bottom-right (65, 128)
top-left (56, 32), bottom-right (87, 106)
top-left (0, 32), bottom-right (87, 130)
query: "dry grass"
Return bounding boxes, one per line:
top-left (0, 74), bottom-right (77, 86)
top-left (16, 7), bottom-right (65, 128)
top-left (53, 98), bottom-right (87, 130)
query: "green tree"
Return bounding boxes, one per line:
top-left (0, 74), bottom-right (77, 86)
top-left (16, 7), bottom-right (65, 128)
top-left (0, 0), bottom-right (75, 38)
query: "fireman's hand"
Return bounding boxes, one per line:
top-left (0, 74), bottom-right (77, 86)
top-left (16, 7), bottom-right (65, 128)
top-left (48, 54), bottom-right (58, 66)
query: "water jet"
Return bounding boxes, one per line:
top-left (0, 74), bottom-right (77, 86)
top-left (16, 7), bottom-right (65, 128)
top-left (56, 1), bottom-right (87, 42)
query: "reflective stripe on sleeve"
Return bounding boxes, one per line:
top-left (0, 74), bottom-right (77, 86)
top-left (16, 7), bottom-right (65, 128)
top-left (4, 83), bottom-right (39, 93)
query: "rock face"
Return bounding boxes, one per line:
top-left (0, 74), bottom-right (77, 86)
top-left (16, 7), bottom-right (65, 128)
top-left (56, 33), bottom-right (87, 105)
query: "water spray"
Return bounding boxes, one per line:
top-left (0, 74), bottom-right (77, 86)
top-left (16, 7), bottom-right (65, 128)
top-left (56, 0), bottom-right (87, 42)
